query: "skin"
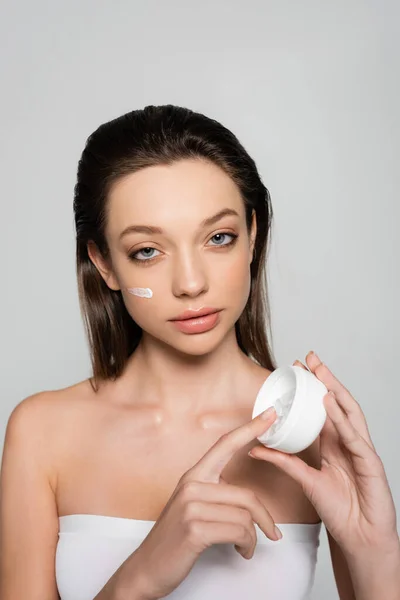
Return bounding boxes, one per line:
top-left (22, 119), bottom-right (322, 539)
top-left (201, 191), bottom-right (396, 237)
top-left (250, 353), bottom-right (399, 555)
top-left (58, 157), bottom-right (400, 600)
top-left (0, 157), bottom-right (323, 600)
top-left (250, 353), bottom-right (400, 599)
top-left (2, 157), bottom-right (396, 599)
top-left (73, 156), bottom-right (320, 525)
top-left (88, 157), bottom-right (267, 424)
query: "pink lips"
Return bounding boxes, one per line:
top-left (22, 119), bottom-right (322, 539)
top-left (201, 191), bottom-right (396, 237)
top-left (171, 307), bottom-right (220, 321)
top-left (169, 308), bottom-right (222, 334)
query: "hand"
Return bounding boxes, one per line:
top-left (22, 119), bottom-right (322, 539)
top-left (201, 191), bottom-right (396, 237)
top-left (248, 351), bottom-right (399, 558)
top-left (124, 407), bottom-right (281, 600)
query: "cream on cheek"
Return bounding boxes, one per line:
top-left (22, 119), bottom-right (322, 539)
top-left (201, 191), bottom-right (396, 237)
top-left (126, 287), bottom-right (153, 299)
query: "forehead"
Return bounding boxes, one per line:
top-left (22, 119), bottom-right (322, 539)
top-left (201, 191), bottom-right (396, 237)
top-left (106, 159), bottom-right (245, 237)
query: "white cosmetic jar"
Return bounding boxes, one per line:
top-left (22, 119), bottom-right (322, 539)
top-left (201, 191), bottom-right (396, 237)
top-left (252, 365), bottom-right (328, 454)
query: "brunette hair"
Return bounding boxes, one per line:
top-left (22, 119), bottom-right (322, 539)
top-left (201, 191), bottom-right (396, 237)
top-left (73, 104), bottom-right (277, 391)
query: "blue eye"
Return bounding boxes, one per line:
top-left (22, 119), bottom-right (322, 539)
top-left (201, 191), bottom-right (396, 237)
top-left (130, 247), bottom-right (161, 261)
top-left (208, 233), bottom-right (237, 246)
top-left (128, 232), bottom-right (238, 264)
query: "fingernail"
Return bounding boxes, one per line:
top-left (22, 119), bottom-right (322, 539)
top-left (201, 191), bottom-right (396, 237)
top-left (274, 526), bottom-right (283, 540)
top-left (260, 406), bottom-right (276, 420)
top-left (248, 450), bottom-right (260, 459)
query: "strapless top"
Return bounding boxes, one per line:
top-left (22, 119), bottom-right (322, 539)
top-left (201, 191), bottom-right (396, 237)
top-left (56, 514), bottom-right (322, 600)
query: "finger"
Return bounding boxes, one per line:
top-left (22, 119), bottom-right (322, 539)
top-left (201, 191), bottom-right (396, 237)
top-left (319, 400), bottom-right (341, 461)
top-left (191, 520), bottom-right (255, 559)
top-left (292, 359), bottom-right (310, 371)
top-left (184, 502), bottom-right (256, 547)
top-left (248, 444), bottom-right (320, 499)
top-left (307, 354), bottom-right (359, 416)
top-left (293, 360), bottom-right (345, 460)
top-left (184, 500), bottom-right (278, 543)
top-left (324, 392), bottom-right (379, 472)
top-left (185, 407), bottom-right (278, 484)
top-left (301, 353), bottom-right (375, 451)
top-left (194, 480), bottom-right (282, 541)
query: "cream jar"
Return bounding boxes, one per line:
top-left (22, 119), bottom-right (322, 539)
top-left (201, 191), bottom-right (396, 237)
top-left (252, 365), bottom-right (328, 454)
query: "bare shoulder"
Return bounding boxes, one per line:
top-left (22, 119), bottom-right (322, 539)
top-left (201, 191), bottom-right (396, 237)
top-left (0, 381), bottom-right (91, 600)
top-left (5, 378), bottom-right (94, 433)
top-left (5, 390), bottom-right (61, 471)
top-left (3, 379), bottom-right (94, 490)
top-left (8, 378), bottom-right (93, 419)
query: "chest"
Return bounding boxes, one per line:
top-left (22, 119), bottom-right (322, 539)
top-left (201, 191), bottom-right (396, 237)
top-left (55, 403), bottom-right (318, 524)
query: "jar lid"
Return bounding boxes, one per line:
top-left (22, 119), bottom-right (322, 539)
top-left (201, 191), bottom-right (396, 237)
top-left (252, 365), bottom-right (327, 453)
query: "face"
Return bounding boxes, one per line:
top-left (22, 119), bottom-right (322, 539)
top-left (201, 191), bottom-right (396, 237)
top-left (88, 158), bottom-right (257, 356)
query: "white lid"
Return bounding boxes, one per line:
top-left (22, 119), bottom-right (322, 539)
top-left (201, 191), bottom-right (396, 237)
top-left (252, 365), bottom-right (328, 453)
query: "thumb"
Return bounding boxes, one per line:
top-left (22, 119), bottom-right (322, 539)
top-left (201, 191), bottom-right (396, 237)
top-left (249, 446), bottom-right (317, 496)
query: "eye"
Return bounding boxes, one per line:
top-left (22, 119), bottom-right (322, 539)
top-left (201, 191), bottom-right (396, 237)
top-left (129, 247), bottom-right (161, 262)
top-left (207, 232), bottom-right (238, 247)
top-left (128, 232), bottom-right (238, 264)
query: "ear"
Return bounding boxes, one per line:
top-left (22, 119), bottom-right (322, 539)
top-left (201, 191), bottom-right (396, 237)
top-left (249, 209), bottom-right (257, 263)
top-left (87, 241), bottom-right (121, 291)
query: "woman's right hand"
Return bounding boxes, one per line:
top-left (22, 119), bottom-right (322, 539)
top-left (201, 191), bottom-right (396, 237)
top-left (124, 406), bottom-right (281, 600)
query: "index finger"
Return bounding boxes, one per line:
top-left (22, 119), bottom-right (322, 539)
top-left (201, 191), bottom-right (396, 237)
top-left (185, 407), bottom-right (277, 484)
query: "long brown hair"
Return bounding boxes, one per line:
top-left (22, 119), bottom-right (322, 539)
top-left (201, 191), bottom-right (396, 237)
top-left (73, 105), bottom-right (278, 392)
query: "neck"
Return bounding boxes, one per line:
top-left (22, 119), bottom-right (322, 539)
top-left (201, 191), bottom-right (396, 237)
top-left (118, 327), bottom-right (266, 419)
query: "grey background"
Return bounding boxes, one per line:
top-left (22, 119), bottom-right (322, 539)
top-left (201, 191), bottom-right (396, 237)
top-left (1, 1), bottom-right (398, 598)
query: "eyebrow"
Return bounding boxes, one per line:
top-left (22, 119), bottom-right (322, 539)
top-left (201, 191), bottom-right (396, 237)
top-left (119, 208), bottom-right (240, 240)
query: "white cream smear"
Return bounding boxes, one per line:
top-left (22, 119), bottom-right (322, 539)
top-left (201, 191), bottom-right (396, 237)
top-left (267, 389), bottom-right (295, 436)
top-left (127, 287), bottom-right (153, 298)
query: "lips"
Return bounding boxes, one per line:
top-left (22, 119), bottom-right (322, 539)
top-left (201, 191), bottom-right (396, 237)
top-left (169, 309), bottom-right (222, 334)
top-left (170, 308), bottom-right (221, 321)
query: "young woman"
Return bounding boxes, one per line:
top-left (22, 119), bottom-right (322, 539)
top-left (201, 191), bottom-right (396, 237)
top-left (1, 105), bottom-right (398, 600)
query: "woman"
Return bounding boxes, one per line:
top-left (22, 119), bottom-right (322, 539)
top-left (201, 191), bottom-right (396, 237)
top-left (0, 105), bottom-right (398, 600)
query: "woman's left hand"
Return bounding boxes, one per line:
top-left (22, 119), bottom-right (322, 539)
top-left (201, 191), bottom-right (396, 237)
top-left (248, 351), bottom-right (399, 557)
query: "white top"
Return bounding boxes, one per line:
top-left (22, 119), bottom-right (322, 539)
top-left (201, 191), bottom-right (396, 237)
top-left (56, 514), bottom-right (322, 600)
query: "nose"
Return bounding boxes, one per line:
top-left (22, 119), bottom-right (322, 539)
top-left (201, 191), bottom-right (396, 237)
top-left (171, 249), bottom-right (209, 299)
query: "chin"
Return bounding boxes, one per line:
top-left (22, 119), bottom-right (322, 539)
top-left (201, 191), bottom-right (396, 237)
top-left (166, 324), bottom-right (238, 358)
top-left (141, 325), bottom-right (231, 358)
top-left (173, 337), bottom-right (224, 357)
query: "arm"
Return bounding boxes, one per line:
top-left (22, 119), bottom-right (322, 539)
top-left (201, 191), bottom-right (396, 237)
top-left (92, 555), bottom-right (152, 600)
top-left (264, 356), bottom-right (400, 600)
top-left (327, 530), bottom-right (356, 600)
top-left (328, 528), bottom-right (400, 600)
top-left (0, 393), bottom-right (61, 599)
top-left (301, 440), bottom-right (356, 599)
top-left (0, 391), bottom-right (151, 600)
top-left (344, 537), bottom-right (400, 600)
top-left (299, 416), bottom-right (399, 600)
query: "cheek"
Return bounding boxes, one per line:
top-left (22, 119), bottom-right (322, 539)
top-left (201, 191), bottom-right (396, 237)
top-left (218, 253), bottom-right (251, 315)
top-left (121, 292), bottom-right (166, 332)
top-left (115, 262), bottom-right (165, 323)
